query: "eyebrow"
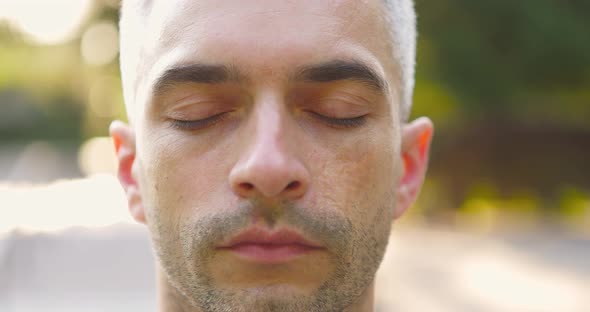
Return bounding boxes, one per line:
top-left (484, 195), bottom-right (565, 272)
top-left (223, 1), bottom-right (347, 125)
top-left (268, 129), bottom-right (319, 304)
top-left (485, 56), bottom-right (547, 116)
top-left (294, 60), bottom-right (388, 94)
top-left (152, 60), bottom-right (388, 97)
top-left (152, 64), bottom-right (242, 96)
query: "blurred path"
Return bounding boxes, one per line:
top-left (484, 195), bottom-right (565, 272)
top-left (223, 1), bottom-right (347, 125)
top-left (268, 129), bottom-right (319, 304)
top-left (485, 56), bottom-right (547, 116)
top-left (376, 227), bottom-right (590, 312)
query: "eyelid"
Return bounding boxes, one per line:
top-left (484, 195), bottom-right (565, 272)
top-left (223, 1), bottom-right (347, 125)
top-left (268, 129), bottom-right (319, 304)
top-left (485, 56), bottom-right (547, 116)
top-left (166, 97), bottom-right (221, 113)
top-left (308, 111), bottom-right (368, 129)
top-left (163, 92), bottom-right (239, 122)
top-left (161, 85), bottom-right (241, 112)
top-left (170, 112), bottom-right (229, 131)
top-left (322, 99), bottom-right (368, 113)
top-left (311, 96), bottom-right (370, 120)
top-left (322, 92), bottom-right (372, 107)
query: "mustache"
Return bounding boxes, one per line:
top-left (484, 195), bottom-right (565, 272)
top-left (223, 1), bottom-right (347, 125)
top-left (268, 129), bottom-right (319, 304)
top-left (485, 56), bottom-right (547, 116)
top-left (185, 200), bottom-right (353, 254)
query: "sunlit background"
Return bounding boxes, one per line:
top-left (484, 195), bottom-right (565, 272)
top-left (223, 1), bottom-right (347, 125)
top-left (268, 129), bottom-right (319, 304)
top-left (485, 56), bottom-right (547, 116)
top-left (1, 0), bottom-right (589, 311)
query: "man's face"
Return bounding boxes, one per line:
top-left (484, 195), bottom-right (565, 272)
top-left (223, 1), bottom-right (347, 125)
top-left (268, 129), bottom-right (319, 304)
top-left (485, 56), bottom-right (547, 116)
top-left (115, 0), bottom-right (425, 311)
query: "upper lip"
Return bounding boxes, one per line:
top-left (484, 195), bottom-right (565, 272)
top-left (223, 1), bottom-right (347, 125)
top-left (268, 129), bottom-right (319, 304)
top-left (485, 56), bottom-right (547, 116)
top-left (217, 227), bottom-right (324, 249)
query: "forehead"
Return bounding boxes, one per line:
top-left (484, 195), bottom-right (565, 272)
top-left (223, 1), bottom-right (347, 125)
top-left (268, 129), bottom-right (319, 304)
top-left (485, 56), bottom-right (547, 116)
top-left (135, 0), bottom-right (396, 103)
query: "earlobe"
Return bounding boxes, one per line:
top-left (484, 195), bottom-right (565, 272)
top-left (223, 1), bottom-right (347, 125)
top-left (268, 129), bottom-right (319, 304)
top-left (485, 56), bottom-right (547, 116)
top-left (110, 120), bottom-right (146, 224)
top-left (395, 117), bottom-right (434, 219)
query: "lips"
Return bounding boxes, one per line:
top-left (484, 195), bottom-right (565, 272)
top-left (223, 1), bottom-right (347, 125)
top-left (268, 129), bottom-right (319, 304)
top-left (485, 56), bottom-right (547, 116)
top-left (217, 227), bottom-right (324, 264)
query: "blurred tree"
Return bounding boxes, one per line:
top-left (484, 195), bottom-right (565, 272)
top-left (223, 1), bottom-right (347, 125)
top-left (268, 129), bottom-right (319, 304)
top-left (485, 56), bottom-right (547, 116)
top-left (415, 0), bottom-right (590, 126)
top-left (412, 1), bottom-right (590, 217)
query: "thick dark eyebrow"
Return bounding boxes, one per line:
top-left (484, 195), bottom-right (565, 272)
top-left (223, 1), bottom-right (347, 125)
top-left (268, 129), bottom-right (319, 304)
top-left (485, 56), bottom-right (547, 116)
top-left (152, 64), bottom-right (242, 97)
top-left (294, 60), bottom-right (387, 94)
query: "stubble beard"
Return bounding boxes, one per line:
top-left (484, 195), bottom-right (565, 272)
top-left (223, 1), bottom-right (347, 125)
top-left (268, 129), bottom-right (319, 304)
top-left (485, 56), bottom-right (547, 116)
top-left (151, 198), bottom-right (394, 312)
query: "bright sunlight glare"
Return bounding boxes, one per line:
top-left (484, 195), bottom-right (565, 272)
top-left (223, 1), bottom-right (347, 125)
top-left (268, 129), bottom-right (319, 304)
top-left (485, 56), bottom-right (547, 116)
top-left (0, 175), bottom-right (133, 234)
top-left (0, 0), bottom-right (94, 45)
top-left (453, 244), bottom-right (587, 311)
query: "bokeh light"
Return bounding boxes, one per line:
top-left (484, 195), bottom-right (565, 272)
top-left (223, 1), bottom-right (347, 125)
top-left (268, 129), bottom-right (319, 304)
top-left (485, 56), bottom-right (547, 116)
top-left (78, 137), bottom-right (118, 177)
top-left (80, 21), bottom-right (119, 66)
top-left (0, 0), bottom-right (94, 45)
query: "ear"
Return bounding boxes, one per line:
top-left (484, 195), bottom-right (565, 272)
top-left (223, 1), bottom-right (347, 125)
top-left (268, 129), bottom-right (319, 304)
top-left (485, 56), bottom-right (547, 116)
top-left (394, 117), bottom-right (434, 219)
top-left (110, 120), bottom-right (146, 224)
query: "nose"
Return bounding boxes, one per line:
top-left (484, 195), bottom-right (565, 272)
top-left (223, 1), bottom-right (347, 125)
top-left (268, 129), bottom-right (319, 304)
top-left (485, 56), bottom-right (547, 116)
top-left (229, 100), bottom-right (310, 200)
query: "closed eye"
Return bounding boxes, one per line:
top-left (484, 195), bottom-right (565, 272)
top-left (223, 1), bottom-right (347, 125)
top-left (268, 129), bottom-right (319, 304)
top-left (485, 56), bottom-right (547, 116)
top-left (170, 112), bottom-right (229, 131)
top-left (308, 111), bottom-right (367, 129)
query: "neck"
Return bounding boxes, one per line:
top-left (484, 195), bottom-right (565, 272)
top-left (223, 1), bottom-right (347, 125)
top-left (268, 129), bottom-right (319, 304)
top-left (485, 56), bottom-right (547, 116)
top-left (157, 267), bottom-right (375, 312)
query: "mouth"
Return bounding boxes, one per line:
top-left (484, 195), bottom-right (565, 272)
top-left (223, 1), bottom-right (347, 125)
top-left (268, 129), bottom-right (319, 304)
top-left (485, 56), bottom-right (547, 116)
top-left (217, 227), bottom-right (324, 264)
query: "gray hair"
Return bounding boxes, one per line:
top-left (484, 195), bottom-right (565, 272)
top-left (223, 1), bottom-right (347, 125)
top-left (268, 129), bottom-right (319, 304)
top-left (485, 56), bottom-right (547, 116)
top-left (119, 0), bottom-right (417, 121)
top-left (382, 0), bottom-right (417, 121)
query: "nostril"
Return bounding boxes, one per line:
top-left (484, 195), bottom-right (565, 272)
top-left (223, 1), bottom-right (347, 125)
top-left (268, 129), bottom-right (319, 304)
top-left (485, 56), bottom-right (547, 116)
top-left (240, 182), bottom-right (254, 191)
top-left (286, 181), bottom-right (300, 190)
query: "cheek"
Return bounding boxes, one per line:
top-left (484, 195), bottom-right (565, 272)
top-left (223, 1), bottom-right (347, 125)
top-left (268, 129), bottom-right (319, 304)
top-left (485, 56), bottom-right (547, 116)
top-left (312, 131), bottom-right (399, 222)
top-left (139, 130), bottom-right (235, 222)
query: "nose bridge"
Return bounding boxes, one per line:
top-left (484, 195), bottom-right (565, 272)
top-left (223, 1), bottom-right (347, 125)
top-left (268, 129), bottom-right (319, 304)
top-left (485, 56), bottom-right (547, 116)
top-left (250, 93), bottom-right (289, 161)
top-left (229, 91), bottom-right (309, 199)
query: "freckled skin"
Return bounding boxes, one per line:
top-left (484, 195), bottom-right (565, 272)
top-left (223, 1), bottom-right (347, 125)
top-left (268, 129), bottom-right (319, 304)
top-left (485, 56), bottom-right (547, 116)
top-left (112, 0), bottom-right (433, 311)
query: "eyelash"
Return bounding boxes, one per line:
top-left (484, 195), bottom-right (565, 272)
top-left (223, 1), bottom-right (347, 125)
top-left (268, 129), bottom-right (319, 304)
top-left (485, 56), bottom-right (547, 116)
top-left (309, 112), bottom-right (367, 129)
top-left (170, 112), bottom-right (228, 131)
top-left (170, 111), bottom-right (367, 131)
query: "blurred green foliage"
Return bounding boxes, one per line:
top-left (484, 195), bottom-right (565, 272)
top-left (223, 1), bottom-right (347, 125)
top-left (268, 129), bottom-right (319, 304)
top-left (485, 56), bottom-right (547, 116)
top-left (0, 3), bottom-right (121, 142)
top-left (414, 0), bottom-right (590, 128)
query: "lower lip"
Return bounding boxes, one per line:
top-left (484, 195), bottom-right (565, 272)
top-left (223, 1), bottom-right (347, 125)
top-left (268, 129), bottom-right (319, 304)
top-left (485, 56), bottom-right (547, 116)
top-left (221, 243), bottom-right (320, 264)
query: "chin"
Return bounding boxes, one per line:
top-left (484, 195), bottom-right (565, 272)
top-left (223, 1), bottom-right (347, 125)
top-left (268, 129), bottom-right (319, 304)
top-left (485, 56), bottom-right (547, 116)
top-left (216, 285), bottom-right (314, 312)
top-left (244, 283), bottom-right (311, 297)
